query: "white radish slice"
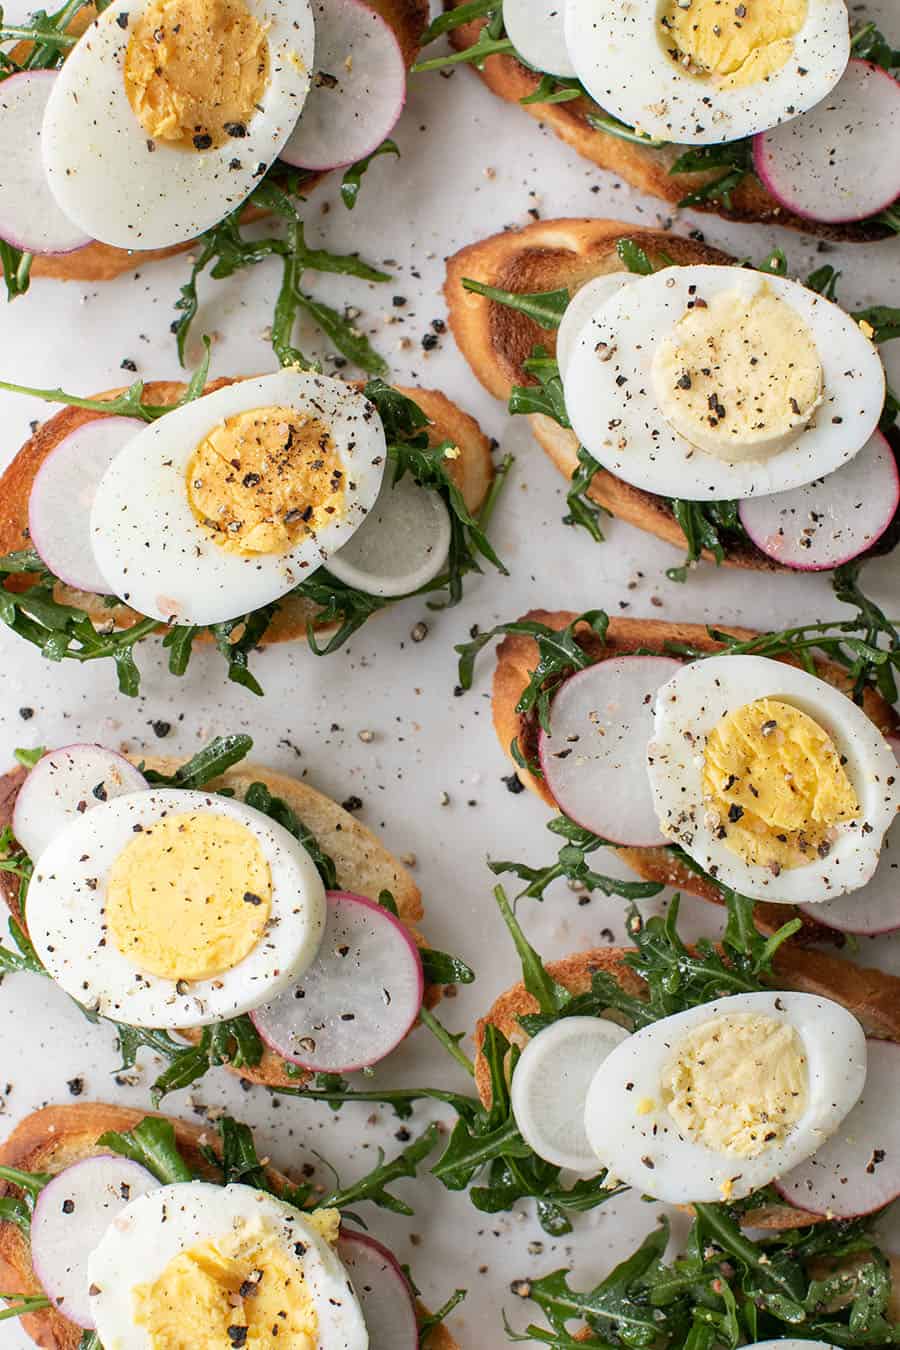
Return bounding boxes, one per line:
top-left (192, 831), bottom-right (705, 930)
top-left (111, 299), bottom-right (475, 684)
top-left (338, 1230), bottom-right (418, 1349)
top-left (251, 890), bottom-right (424, 1072)
top-left (30, 1156), bottom-right (157, 1328)
top-left (738, 431), bottom-right (899, 571)
top-left (0, 72), bottom-right (91, 254)
top-left (279, 0), bottom-right (406, 172)
top-left (511, 1016), bottom-right (629, 1172)
top-left (502, 0), bottom-right (575, 78)
top-left (539, 655), bottom-right (682, 847)
top-left (326, 472), bottom-right (451, 598)
top-left (13, 743), bottom-right (148, 861)
top-left (556, 273), bottom-right (634, 381)
top-left (775, 1039), bottom-right (900, 1219)
top-left (28, 416), bottom-right (139, 593)
top-left (753, 60), bottom-right (900, 225)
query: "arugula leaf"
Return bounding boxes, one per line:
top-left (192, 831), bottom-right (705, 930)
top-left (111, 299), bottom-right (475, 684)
top-left (850, 20), bottom-right (900, 69)
top-left (509, 347), bottom-right (570, 426)
top-left (141, 733), bottom-right (253, 789)
top-left (420, 947), bottom-right (476, 985)
top-left (320, 1123), bottom-right (442, 1215)
top-left (418, 0), bottom-right (496, 44)
top-left (341, 140), bottom-right (400, 209)
top-left (616, 238), bottom-right (655, 275)
top-left (243, 779), bottom-right (339, 889)
top-left (98, 1116), bottom-right (195, 1184)
top-left (521, 73), bottom-right (583, 105)
top-left (491, 814), bottom-right (664, 903)
top-left (564, 445), bottom-right (608, 542)
top-left (585, 109), bottom-right (668, 147)
top-left (461, 278), bottom-right (569, 328)
top-left (852, 304), bottom-right (900, 345)
top-left (665, 498), bottom-right (745, 583)
top-left (0, 1293), bottom-right (51, 1323)
top-left (668, 140), bottom-right (753, 209)
top-left (417, 1289), bottom-right (467, 1346)
top-left (413, 6), bottom-right (512, 72)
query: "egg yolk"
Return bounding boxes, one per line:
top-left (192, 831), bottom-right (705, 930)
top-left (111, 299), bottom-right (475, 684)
top-left (662, 1012), bottom-right (808, 1158)
top-left (186, 406), bottom-right (347, 557)
top-left (124, 0), bottom-right (269, 151)
top-left (133, 1210), bottom-right (340, 1348)
top-left (658, 0), bottom-right (807, 88)
top-left (106, 811), bottom-right (272, 981)
top-left (702, 697), bottom-right (859, 874)
top-left (651, 284), bottom-right (824, 462)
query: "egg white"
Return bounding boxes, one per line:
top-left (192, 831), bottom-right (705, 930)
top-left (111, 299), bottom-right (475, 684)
top-left (40, 0), bottom-right (314, 250)
top-left (563, 0), bottom-right (851, 145)
top-left (583, 990), bottom-right (867, 1204)
top-left (561, 265), bottom-right (886, 502)
top-left (25, 787), bottom-right (326, 1027)
top-left (555, 272), bottom-right (636, 381)
top-left (88, 1182), bottom-right (368, 1350)
top-left (89, 371), bottom-right (387, 627)
top-left (646, 654), bottom-right (899, 904)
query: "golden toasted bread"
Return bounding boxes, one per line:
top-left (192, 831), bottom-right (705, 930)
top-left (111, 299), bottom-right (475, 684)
top-left (0, 376), bottom-right (494, 645)
top-left (0, 754), bottom-right (446, 1092)
top-left (0, 1103), bottom-right (459, 1349)
top-left (443, 7), bottom-right (889, 244)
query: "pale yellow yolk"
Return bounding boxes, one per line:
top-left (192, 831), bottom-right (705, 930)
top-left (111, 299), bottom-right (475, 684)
top-left (133, 1210), bottom-right (340, 1349)
top-left (702, 697), bottom-right (859, 873)
top-left (658, 0), bottom-right (807, 88)
top-left (651, 284), bottom-right (824, 462)
top-left (662, 1012), bottom-right (808, 1158)
top-left (186, 406), bottom-right (346, 557)
top-left (106, 811), bottom-right (272, 981)
top-left (124, 0), bottom-right (269, 150)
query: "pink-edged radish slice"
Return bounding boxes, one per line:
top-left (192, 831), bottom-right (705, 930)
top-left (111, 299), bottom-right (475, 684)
top-left (775, 1039), bottom-right (900, 1219)
top-left (753, 60), bottom-right (900, 225)
top-left (502, 0), bottom-right (575, 79)
top-left (556, 273), bottom-right (634, 381)
top-left (337, 1230), bottom-right (418, 1348)
top-left (13, 743), bottom-right (147, 861)
top-left (738, 431), bottom-right (899, 571)
top-left (30, 1155), bottom-right (157, 1328)
top-left (28, 415), bottom-right (140, 593)
top-left (538, 655), bottom-right (682, 847)
top-left (251, 890), bottom-right (424, 1072)
top-left (0, 72), bottom-right (91, 254)
top-left (511, 1015), bottom-right (628, 1172)
top-left (327, 472), bottom-right (451, 598)
top-left (279, 0), bottom-right (406, 172)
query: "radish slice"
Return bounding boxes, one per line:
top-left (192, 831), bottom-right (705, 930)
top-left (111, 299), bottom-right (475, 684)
top-left (326, 473), bottom-right (451, 598)
top-left (251, 890), bottom-right (424, 1072)
top-left (502, 0), bottom-right (575, 79)
top-left (538, 655), bottom-right (682, 847)
top-left (738, 431), bottom-right (899, 571)
top-left (30, 1156), bottom-right (157, 1328)
top-left (13, 743), bottom-right (148, 861)
top-left (28, 416), bottom-right (139, 593)
top-left (337, 1230), bottom-right (418, 1348)
top-left (775, 1039), bottom-right (900, 1218)
top-left (753, 60), bottom-right (900, 225)
top-left (556, 273), bottom-right (634, 381)
top-left (279, 0), bottom-right (406, 172)
top-left (511, 1016), bottom-right (628, 1172)
top-left (0, 72), bottom-right (91, 254)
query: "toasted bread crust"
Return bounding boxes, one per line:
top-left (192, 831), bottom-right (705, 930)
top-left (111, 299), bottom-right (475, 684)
top-left (0, 377), bottom-right (493, 646)
top-left (444, 8), bottom-right (891, 243)
top-left (0, 1104), bottom-right (459, 1349)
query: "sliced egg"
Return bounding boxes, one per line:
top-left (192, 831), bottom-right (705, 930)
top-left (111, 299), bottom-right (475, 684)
top-left (555, 272), bottom-right (636, 381)
top-left (561, 265), bottom-right (885, 502)
top-left (25, 787), bottom-right (326, 1027)
top-left (40, 0), bottom-right (314, 250)
top-left (583, 990), bottom-right (866, 1204)
top-left (646, 654), bottom-right (899, 904)
top-left (564, 0), bottom-right (851, 145)
top-left (90, 371), bottom-right (386, 626)
top-left (88, 1182), bottom-right (367, 1349)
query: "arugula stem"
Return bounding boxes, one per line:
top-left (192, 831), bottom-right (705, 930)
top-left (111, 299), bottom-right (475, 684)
top-left (419, 1006), bottom-right (475, 1077)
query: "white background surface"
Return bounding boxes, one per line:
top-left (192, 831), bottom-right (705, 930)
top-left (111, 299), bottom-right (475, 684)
top-left (2, 3), bottom-right (900, 1343)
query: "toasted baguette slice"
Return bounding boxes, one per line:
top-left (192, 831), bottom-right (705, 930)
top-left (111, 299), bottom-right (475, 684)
top-left (491, 609), bottom-right (900, 961)
top-left (0, 754), bottom-right (445, 1092)
top-left (443, 8), bottom-right (889, 244)
top-left (0, 376), bottom-right (493, 645)
top-left (0, 1102), bottom-right (459, 1350)
top-left (26, 0), bottom-right (427, 284)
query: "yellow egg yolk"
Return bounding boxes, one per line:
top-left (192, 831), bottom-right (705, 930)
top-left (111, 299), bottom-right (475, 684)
top-left (702, 697), bottom-right (859, 874)
top-left (662, 1011), bottom-right (808, 1158)
top-left (651, 284), bottom-right (824, 461)
top-left (133, 1210), bottom-right (340, 1349)
top-left (124, 0), bottom-right (269, 150)
top-left (658, 0), bottom-right (807, 88)
top-left (105, 811), bottom-right (272, 981)
top-left (186, 406), bottom-right (347, 557)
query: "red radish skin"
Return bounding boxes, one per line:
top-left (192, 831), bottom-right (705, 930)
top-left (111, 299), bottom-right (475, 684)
top-left (251, 890), bottom-right (424, 1073)
top-left (753, 60), bottom-right (900, 225)
top-left (12, 743), bottom-right (147, 862)
top-left (337, 1230), bottom-right (419, 1348)
top-left (738, 431), bottom-right (899, 571)
top-left (0, 72), bottom-right (91, 254)
top-left (538, 656), bottom-right (682, 848)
